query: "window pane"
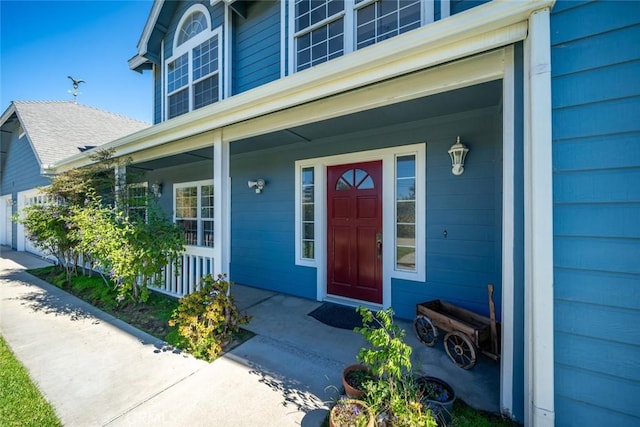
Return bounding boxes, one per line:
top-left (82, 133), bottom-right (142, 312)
top-left (168, 88), bottom-right (189, 119)
top-left (396, 246), bottom-right (416, 270)
top-left (356, 0), bottom-right (421, 50)
top-left (301, 167), bottom-right (315, 260)
top-left (193, 37), bottom-right (218, 80)
top-left (397, 200), bottom-right (415, 223)
top-left (296, 18), bottom-right (344, 71)
top-left (202, 220), bottom-right (214, 247)
top-left (178, 219), bottom-right (198, 245)
top-left (168, 54), bottom-right (188, 93)
top-left (302, 241), bottom-right (315, 259)
top-left (303, 223), bottom-right (314, 240)
top-left (303, 203), bottom-right (314, 221)
top-left (396, 155), bottom-right (415, 178)
top-left (397, 178), bottom-right (415, 200)
top-left (194, 75), bottom-right (219, 110)
top-left (176, 187), bottom-right (197, 218)
top-left (178, 11), bottom-right (207, 46)
top-left (201, 185), bottom-right (214, 218)
top-left (397, 224), bottom-right (415, 246)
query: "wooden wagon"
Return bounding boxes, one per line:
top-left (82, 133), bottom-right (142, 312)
top-left (413, 284), bottom-right (501, 369)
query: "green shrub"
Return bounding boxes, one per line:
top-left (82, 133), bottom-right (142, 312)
top-left (169, 274), bottom-right (251, 361)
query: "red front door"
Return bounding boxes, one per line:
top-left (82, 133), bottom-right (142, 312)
top-left (327, 161), bottom-right (382, 303)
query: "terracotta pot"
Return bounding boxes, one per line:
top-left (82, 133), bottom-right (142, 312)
top-left (329, 398), bottom-right (374, 427)
top-left (342, 364), bottom-right (372, 398)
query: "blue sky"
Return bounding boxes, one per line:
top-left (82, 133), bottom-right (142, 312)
top-left (1, 1), bottom-right (154, 123)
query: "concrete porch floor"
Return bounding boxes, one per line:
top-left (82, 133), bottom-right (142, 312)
top-left (1, 248), bottom-right (500, 426)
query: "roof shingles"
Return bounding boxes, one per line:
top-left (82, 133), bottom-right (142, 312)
top-left (11, 101), bottom-right (149, 166)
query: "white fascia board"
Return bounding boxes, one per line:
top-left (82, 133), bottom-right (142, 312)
top-left (51, 0), bottom-right (552, 173)
top-left (0, 103), bottom-right (17, 127)
top-left (135, 1), bottom-right (164, 60)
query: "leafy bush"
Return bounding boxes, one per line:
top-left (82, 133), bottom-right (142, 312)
top-left (169, 274), bottom-right (251, 361)
top-left (74, 198), bottom-right (183, 303)
top-left (16, 203), bottom-right (80, 282)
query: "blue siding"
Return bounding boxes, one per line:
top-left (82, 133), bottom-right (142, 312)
top-left (1, 134), bottom-right (49, 195)
top-left (551, 1), bottom-right (640, 425)
top-left (232, 1), bottom-right (281, 95)
top-left (450, 0), bottom-right (488, 15)
top-left (231, 107), bottom-right (503, 315)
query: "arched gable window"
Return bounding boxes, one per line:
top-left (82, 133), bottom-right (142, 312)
top-left (166, 5), bottom-right (221, 120)
top-left (177, 11), bottom-right (207, 46)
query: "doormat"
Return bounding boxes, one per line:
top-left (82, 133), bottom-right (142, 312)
top-left (308, 302), bottom-right (363, 330)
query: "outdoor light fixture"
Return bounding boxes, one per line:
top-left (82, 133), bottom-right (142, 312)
top-left (248, 178), bottom-right (266, 194)
top-left (151, 182), bottom-right (163, 198)
top-left (448, 136), bottom-right (469, 176)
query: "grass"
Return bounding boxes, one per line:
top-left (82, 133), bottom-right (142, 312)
top-left (0, 335), bottom-right (61, 427)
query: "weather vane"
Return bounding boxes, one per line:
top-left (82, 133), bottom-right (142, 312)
top-left (67, 76), bottom-right (85, 103)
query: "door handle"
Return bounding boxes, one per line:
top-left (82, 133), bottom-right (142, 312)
top-left (376, 232), bottom-right (382, 259)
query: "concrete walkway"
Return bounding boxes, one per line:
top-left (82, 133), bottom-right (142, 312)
top-left (0, 248), bottom-right (499, 426)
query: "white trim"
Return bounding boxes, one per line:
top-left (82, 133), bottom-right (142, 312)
top-left (525, 8), bottom-right (555, 427)
top-left (441, 0), bottom-right (450, 19)
top-left (213, 130), bottom-right (231, 276)
top-left (53, 0), bottom-right (551, 173)
top-left (165, 5), bottom-right (222, 120)
top-left (224, 3), bottom-right (232, 99)
top-left (0, 194), bottom-right (13, 247)
top-left (173, 179), bottom-right (215, 249)
top-left (280, 0), bottom-right (286, 78)
top-left (173, 4), bottom-right (212, 52)
top-left (295, 143), bottom-right (426, 307)
top-left (501, 44), bottom-right (515, 418)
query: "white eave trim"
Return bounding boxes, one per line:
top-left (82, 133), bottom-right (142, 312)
top-left (51, 0), bottom-right (553, 173)
top-left (134, 0), bottom-right (164, 63)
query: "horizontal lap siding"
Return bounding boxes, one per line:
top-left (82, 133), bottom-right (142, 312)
top-left (551, 1), bottom-right (640, 425)
top-left (1, 135), bottom-right (48, 195)
top-left (229, 107), bottom-right (502, 312)
top-left (232, 1), bottom-right (280, 95)
top-left (393, 115), bottom-right (502, 319)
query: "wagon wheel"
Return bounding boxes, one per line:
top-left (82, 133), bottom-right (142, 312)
top-left (414, 315), bottom-right (438, 346)
top-left (444, 331), bottom-right (477, 369)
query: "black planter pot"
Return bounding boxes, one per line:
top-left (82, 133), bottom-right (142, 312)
top-left (416, 376), bottom-right (456, 425)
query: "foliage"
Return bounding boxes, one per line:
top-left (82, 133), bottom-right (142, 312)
top-left (74, 198), bottom-right (183, 303)
top-left (354, 307), bottom-right (412, 380)
top-left (353, 307), bottom-right (436, 427)
top-left (330, 397), bottom-right (372, 427)
top-left (17, 148), bottom-right (184, 303)
top-left (15, 203), bottom-right (80, 282)
top-left (169, 274), bottom-right (251, 361)
top-left (0, 335), bottom-right (61, 427)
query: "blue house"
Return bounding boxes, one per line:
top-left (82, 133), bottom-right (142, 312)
top-left (50, 1), bottom-right (640, 425)
top-left (0, 101), bottom-right (149, 255)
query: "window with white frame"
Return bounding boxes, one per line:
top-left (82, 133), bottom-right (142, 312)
top-left (395, 154), bottom-right (416, 271)
top-left (166, 5), bottom-right (221, 119)
top-left (292, 0), bottom-right (428, 72)
top-left (300, 167), bottom-right (315, 259)
top-left (127, 183), bottom-right (148, 223)
top-left (174, 181), bottom-right (214, 247)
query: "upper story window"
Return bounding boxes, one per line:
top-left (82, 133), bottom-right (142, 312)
top-left (166, 5), bottom-right (221, 119)
top-left (291, 0), bottom-right (429, 72)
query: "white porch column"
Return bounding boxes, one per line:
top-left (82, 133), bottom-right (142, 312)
top-left (213, 130), bottom-right (230, 276)
top-left (524, 8), bottom-right (555, 427)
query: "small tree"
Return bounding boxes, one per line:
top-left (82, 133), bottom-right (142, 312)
top-left (16, 203), bottom-right (80, 282)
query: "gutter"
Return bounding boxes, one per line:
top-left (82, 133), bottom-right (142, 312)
top-left (51, 0), bottom-right (553, 174)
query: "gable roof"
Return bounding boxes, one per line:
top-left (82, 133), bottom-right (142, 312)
top-left (0, 101), bottom-right (150, 169)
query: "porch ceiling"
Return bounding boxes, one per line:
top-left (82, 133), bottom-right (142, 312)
top-left (230, 79), bottom-right (502, 155)
top-left (128, 146), bottom-right (213, 171)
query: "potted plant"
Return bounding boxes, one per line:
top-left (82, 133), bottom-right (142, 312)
top-left (342, 364), bottom-right (375, 398)
top-left (416, 376), bottom-right (456, 425)
top-left (353, 307), bottom-right (436, 427)
top-left (329, 397), bottom-right (374, 427)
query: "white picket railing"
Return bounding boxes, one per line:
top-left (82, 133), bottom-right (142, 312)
top-left (152, 246), bottom-right (215, 298)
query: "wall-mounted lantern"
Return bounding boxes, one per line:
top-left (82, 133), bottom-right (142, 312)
top-left (248, 178), bottom-right (266, 194)
top-left (448, 136), bottom-right (469, 176)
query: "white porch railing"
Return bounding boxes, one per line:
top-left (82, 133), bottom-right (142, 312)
top-left (152, 246), bottom-right (215, 298)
